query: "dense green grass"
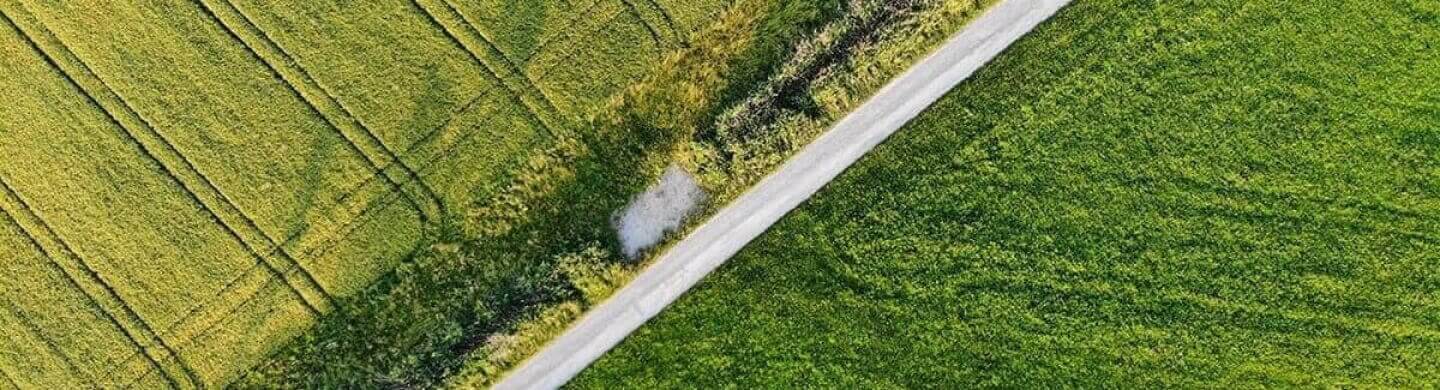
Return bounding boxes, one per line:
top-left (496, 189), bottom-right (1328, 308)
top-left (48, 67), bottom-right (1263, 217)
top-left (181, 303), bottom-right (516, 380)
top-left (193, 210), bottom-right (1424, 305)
top-left (577, 0), bottom-right (1440, 387)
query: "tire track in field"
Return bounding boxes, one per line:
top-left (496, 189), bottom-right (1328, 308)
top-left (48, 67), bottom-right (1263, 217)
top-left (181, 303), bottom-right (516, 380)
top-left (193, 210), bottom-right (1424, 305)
top-left (638, 0), bottom-right (681, 43)
top-left (618, 0), bottom-right (680, 47)
top-left (0, 174), bottom-right (195, 389)
top-left (111, 85), bottom-right (508, 367)
top-left (281, 0), bottom-right (673, 266)
top-left (192, 0), bottom-right (446, 224)
top-left (522, 5), bottom-right (637, 82)
top-left (0, 3), bottom-right (335, 317)
top-left (104, 1), bottom-right (686, 382)
top-left (115, 168), bottom-right (452, 380)
top-left (144, 89), bottom-right (507, 351)
top-left (107, 93), bottom-right (540, 381)
top-left (92, 261), bottom-right (267, 386)
top-left (617, 0), bottom-right (665, 47)
top-left (68, 3), bottom-right (680, 378)
top-left (0, 364), bottom-right (17, 389)
top-left (194, 0), bottom-right (609, 234)
top-left (118, 268), bottom-right (294, 389)
top-left (520, 0), bottom-right (609, 63)
top-left (411, 0), bottom-right (569, 138)
top-left (185, 0), bottom-right (440, 228)
top-left (230, 0), bottom-right (652, 258)
top-left (0, 301), bottom-right (99, 387)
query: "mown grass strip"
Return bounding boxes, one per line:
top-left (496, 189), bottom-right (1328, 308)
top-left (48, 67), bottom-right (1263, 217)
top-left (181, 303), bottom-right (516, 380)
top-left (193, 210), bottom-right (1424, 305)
top-left (411, 0), bottom-right (569, 135)
top-left (0, 1), bottom-right (337, 317)
top-left (190, 0), bottom-right (444, 223)
top-left (0, 176), bottom-right (195, 389)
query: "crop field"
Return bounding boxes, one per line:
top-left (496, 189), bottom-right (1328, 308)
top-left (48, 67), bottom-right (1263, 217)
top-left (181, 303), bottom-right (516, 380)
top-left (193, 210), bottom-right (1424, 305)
top-left (0, 0), bottom-right (732, 387)
top-left (579, 0), bottom-right (1440, 387)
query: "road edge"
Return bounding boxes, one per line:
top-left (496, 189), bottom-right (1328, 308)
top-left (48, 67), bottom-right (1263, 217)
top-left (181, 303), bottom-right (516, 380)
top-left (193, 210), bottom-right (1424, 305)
top-left (495, 0), bottom-right (1071, 387)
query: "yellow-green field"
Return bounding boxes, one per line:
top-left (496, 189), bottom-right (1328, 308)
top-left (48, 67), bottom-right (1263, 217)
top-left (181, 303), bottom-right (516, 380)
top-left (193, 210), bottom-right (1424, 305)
top-left (0, 0), bottom-right (730, 387)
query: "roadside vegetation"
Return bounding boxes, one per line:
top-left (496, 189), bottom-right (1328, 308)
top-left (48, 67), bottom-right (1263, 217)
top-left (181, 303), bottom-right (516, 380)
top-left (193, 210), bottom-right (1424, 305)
top-left (576, 0), bottom-right (1440, 387)
top-left (241, 0), bottom-right (859, 387)
top-left (441, 0), bottom-right (998, 387)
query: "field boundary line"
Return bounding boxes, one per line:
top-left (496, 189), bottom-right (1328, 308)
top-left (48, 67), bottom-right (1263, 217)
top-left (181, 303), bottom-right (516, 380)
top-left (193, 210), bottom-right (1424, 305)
top-left (190, 0), bottom-right (442, 225)
top-left (0, 174), bottom-right (196, 389)
top-left (0, 2), bottom-right (337, 319)
top-left (0, 302), bottom-right (98, 386)
top-left (411, 0), bottom-right (570, 137)
top-left (494, 0), bottom-right (1071, 388)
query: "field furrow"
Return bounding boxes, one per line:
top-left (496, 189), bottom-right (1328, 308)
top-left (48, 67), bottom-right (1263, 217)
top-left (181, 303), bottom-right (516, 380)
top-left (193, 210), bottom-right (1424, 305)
top-left (650, 0), bottom-right (734, 39)
top-left (412, 0), bottom-right (569, 131)
top-left (10, 0), bottom-right (425, 298)
top-left (192, 0), bottom-right (444, 223)
top-left (521, 0), bottom-right (665, 112)
top-left (0, 214), bottom-right (157, 389)
top-left (618, 0), bottom-right (679, 47)
top-left (205, 0), bottom-right (554, 211)
top-left (0, 8), bottom-right (327, 385)
top-left (0, 178), bottom-right (196, 389)
top-left (0, 368), bottom-right (16, 390)
top-left (0, 302), bottom-right (96, 385)
top-left (446, 0), bottom-right (597, 61)
top-left (0, 2), bottom-right (336, 316)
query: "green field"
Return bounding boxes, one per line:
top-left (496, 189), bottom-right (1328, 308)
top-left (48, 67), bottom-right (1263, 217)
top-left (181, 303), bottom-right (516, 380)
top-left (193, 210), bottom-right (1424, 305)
top-left (578, 0), bottom-right (1440, 387)
top-left (0, 0), bottom-right (734, 387)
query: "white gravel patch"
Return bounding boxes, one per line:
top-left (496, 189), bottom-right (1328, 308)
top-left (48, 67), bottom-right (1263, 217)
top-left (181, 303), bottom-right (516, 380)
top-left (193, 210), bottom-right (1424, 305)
top-left (613, 165), bottom-right (707, 259)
